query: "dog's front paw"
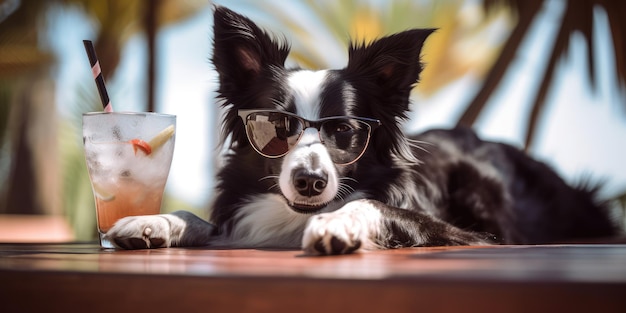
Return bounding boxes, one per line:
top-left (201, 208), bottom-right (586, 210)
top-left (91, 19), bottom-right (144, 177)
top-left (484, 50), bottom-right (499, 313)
top-left (105, 215), bottom-right (172, 249)
top-left (302, 200), bottom-right (381, 255)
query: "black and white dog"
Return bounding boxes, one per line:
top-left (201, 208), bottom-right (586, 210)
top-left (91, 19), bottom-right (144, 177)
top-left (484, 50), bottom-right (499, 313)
top-left (106, 6), bottom-right (618, 255)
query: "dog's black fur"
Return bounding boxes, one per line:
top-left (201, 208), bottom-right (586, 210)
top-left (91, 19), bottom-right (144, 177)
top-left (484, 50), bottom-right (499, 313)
top-left (105, 6), bottom-right (619, 254)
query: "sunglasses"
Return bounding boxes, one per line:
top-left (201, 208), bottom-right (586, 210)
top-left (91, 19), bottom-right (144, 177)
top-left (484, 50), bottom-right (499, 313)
top-left (238, 109), bottom-right (381, 165)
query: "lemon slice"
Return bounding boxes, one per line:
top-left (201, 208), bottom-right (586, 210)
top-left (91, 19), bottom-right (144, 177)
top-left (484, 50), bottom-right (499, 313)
top-left (93, 184), bottom-right (115, 201)
top-left (148, 125), bottom-right (175, 152)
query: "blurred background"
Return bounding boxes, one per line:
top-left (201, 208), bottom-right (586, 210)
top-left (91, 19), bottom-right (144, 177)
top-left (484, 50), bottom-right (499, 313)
top-left (1, 0), bottom-right (625, 242)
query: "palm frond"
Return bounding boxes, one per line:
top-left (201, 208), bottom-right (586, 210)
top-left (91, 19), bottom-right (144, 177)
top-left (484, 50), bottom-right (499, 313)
top-left (457, 0), bottom-right (543, 127)
top-left (234, 0), bottom-right (503, 94)
top-left (458, 0), bottom-right (626, 150)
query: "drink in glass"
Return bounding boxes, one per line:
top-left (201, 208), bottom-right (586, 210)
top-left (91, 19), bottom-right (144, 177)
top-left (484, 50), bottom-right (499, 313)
top-left (82, 112), bottom-right (176, 248)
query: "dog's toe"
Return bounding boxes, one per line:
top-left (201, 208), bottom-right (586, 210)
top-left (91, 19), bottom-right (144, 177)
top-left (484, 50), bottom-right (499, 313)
top-left (329, 237), bottom-right (346, 254)
top-left (306, 235), bottom-right (362, 255)
top-left (342, 238), bottom-right (361, 254)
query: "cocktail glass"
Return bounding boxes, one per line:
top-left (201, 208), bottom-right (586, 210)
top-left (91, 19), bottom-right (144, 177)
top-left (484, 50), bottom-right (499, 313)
top-left (82, 112), bottom-right (176, 248)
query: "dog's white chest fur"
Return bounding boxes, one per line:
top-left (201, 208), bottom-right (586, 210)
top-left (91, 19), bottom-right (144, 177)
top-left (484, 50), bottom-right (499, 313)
top-left (228, 194), bottom-right (311, 248)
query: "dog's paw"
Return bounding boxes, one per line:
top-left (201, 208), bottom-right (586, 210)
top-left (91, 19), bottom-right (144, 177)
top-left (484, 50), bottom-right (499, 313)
top-left (105, 215), bottom-right (172, 249)
top-left (302, 200), bottom-right (382, 255)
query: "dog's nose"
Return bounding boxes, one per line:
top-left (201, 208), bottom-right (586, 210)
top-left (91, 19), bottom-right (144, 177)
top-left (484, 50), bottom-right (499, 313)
top-left (293, 168), bottom-right (327, 197)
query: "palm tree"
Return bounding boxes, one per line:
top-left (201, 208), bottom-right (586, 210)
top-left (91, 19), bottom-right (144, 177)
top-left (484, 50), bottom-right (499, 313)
top-left (457, 0), bottom-right (626, 150)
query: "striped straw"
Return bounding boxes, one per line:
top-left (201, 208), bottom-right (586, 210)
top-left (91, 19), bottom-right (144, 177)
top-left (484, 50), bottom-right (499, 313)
top-left (83, 40), bottom-right (113, 112)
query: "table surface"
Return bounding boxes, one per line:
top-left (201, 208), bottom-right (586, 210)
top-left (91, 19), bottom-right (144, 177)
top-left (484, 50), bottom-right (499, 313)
top-left (1, 242), bottom-right (626, 313)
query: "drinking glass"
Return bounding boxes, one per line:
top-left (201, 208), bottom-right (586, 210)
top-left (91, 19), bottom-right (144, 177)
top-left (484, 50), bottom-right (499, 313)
top-left (82, 112), bottom-right (176, 248)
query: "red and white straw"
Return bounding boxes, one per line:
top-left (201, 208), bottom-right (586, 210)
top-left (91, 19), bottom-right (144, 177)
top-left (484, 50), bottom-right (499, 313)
top-left (83, 40), bottom-right (113, 112)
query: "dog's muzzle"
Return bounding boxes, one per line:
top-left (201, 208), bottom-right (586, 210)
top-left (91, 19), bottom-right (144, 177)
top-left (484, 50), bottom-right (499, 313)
top-left (285, 166), bottom-right (331, 214)
top-left (292, 167), bottom-right (328, 197)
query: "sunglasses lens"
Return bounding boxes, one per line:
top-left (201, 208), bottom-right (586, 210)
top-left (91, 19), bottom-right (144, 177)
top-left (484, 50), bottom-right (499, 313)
top-left (242, 110), bottom-right (376, 164)
top-left (244, 112), bottom-right (302, 157)
top-left (320, 118), bottom-right (372, 164)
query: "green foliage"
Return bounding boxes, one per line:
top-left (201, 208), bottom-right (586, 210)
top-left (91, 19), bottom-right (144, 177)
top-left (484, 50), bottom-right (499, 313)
top-left (59, 83), bottom-right (101, 240)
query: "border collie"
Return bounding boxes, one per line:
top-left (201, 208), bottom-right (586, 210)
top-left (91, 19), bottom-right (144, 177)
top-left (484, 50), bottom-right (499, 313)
top-left (106, 6), bottom-right (618, 255)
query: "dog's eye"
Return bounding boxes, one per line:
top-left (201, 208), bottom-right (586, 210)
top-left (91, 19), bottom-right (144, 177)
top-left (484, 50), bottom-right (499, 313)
top-left (334, 123), bottom-right (353, 133)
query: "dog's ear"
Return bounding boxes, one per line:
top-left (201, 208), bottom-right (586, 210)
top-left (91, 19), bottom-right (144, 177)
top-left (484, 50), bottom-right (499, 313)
top-left (212, 6), bottom-right (290, 97)
top-left (346, 29), bottom-right (435, 95)
top-left (346, 29), bottom-right (435, 165)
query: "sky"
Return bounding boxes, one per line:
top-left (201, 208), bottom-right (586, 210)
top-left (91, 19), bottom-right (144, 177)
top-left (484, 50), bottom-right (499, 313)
top-left (48, 0), bottom-right (626, 209)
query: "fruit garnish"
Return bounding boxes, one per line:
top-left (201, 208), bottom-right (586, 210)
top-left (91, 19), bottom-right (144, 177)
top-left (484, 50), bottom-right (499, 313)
top-left (128, 125), bottom-right (174, 156)
top-left (130, 139), bottom-right (152, 155)
top-left (148, 125), bottom-right (175, 152)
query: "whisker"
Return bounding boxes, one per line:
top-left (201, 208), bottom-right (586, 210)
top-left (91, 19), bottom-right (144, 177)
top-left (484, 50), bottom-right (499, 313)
top-left (406, 138), bottom-right (432, 154)
top-left (335, 190), bottom-right (346, 202)
top-left (267, 183), bottom-right (280, 192)
top-left (340, 177), bottom-right (359, 184)
top-left (258, 175), bottom-right (280, 182)
top-left (336, 182), bottom-right (356, 201)
top-left (335, 191), bottom-right (345, 201)
top-left (339, 183), bottom-right (355, 193)
top-left (336, 178), bottom-right (357, 200)
top-left (258, 175), bottom-right (280, 192)
top-left (407, 138), bottom-right (434, 146)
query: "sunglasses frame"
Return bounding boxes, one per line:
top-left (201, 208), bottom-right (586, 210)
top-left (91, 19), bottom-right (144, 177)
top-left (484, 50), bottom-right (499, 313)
top-left (238, 109), bottom-right (382, 165)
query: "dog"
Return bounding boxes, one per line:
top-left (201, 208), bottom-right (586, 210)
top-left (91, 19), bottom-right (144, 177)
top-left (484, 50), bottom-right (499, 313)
top-left (105, 6), bottom-right (619, 255)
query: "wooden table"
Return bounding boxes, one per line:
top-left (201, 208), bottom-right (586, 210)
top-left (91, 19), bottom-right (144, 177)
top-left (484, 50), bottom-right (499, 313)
top-left (1, 243), bottom-right (625, 313)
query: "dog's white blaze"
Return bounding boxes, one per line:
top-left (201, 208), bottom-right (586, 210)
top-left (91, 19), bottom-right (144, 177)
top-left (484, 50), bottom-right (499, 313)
top-left (229, 194), bottom-right (311, 248)
top-left (287, 70), bottom-right (328, 120)
top-left (279, 70), bottom-right (339, 207)
top-left (342, 82), bottom-right (357, 115)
